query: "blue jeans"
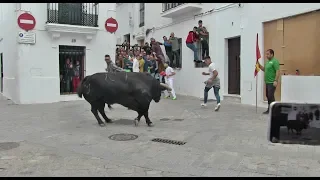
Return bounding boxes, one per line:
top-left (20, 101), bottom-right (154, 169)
top-left (186, 43), bottom-right (199, 60)
top-left (204, 86), bottom-right (220, 104)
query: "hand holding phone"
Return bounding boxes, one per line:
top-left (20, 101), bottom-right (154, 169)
top-left (268, 102), bottom-right (320, 145)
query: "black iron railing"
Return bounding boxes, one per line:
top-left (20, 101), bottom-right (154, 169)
top-left (47, 3), bottom-right (99, 27)
top-left (162, 3), bottom-right (185, 12)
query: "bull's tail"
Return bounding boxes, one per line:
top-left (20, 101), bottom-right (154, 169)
top-left (77, 76), bottom-right (90, 98)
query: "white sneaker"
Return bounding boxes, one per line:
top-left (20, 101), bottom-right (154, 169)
top-left (201, 103), bottom-right (207, 107)
top-left (214, 103), bottom-right (221, 111)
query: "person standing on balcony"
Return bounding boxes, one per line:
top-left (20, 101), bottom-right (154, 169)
top-left (150, 38), bottom-right (166, 64)
top-left (186, 27), bottom-right (200, 62)
top-left (169, 32), bottom-right (180, 68)
top-left (163, 36), bottom-right (173, 67)
top-left (197, 20), bottom-right (209, 60)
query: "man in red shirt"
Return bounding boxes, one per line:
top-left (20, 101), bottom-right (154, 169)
top-left (186, 27), bottom-right (200, 62)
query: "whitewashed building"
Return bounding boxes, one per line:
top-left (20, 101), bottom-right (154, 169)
top-left (0, 3), bottom-right (116, 104)
top-left (116, 3), bottom-right (320, 107)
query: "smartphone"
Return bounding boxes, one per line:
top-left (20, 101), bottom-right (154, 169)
top-left (268, 102), bottom-right (320, 145)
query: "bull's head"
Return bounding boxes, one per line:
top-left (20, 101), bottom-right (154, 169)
top-left (153, 83), bottom-right (172, 103)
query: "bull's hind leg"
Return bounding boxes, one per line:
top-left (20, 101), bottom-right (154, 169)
top-left (143, 112), bottom-right (153, 127)
top-left (91, 105), bottom-right (105, 127)
top-left (134, 112), bottom-right (143, 126)
top-left (98, 104), bottom-right (113, 123)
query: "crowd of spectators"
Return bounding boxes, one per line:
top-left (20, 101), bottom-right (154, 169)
top-left (114, 19), bottom-right (209, 74)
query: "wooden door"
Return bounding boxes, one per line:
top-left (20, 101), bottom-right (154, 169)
top-left (263, 19), bottom-right (284, 101)
top-left (228, 37), bottom-right (241, 95)
top-left (283, 11), bottom-right (320, 76)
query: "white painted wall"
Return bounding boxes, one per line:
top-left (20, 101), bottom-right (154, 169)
top-left (281, 76), bottom-right (320, 104)
top-left (116, 3), bottom-right (320, 107)
top-left (0, 3), bottom-right (19, 101)
top-left (0, 3), bottom-right (116, 104)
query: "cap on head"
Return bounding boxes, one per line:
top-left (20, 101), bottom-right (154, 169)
top-left (164, 63), bottom-right (168, 68)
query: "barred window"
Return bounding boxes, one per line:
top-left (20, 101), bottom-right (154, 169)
top-left (195, 42), bottom-right (209, 68)
top-left (47, 3), bottom-right (99, 27)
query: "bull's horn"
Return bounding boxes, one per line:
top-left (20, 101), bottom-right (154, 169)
top-left (160, 83), bottom-right (172, 91)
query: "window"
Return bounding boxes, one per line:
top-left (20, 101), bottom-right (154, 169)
top-left (139, 3), bottom-right (145, 27)
top-left (59, 46), bottom-right (86, 95)
top-left (195, 26), bottom-right (209, 68)
top-left (195, 42), bottom-right (209, 68)
top-left (47, 3), bottom-right (98, 27)
top-left (162, 3), bottom-right (185, 12)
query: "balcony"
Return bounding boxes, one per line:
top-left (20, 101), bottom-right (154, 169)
top-left (161, 3), bottom-right (203, 18)
top-left (45, 3), bottom-right (99, 40)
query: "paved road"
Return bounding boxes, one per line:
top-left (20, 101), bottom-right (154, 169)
top-left (0, 95), bottom-right (319, 177)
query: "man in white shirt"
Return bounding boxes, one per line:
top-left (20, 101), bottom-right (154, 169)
top-left (201, 56), bottom-right (221, 111)
top-left (163, 63), bottom-right (177, 100)
top-left (132, 54), bottom-right (140, 73)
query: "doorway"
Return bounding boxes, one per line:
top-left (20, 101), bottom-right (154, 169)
top-left (0, 53), bottom-right (3, 93)
top-left (228, 37), bottom-right (241, 95)
top-left (59, 45), bottom-right (85, 95)
top-left (137, 39), bottom-right (144, 46)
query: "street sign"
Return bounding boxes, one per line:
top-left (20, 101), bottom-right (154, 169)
top-left (105, 18), bottom-right (118, 33)
top-left (17, 13), bottom-right (36, 31)
top-left (17, 32), bottom-right (36, 44)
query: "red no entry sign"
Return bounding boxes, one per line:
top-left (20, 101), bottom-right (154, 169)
top-left (105, 18), bottom-right (118, 33)
top-left (17, 13), bottom-right (36, 31)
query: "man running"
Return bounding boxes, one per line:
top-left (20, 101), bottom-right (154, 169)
top-left (201, 56), bottom-right (221, 111)
top-left (163, 63), bottom-right (177, 100)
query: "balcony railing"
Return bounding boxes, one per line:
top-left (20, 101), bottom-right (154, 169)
top-left (47, 3), bottom-right (99, 27)
top-left (162, 3), bottom-right (185, 12)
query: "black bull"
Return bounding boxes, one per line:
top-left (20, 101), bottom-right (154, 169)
top-left (77, 72), bottom-right (172, 127)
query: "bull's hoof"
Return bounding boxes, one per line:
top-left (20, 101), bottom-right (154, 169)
top-left (99, 123), bottom-right (106, 127)
top-left (106, 120), bottom-right (113, 123)
top-left (134, 119), bottom-right (140, 126)
top-left (147, 122), bottom-right (154, 127)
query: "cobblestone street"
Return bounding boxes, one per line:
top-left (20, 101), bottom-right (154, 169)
top-left (0, 95), bottom-right (319, 177)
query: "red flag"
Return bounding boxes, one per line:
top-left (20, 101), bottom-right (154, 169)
top-left (254, 33), bottom-right (261, 77)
